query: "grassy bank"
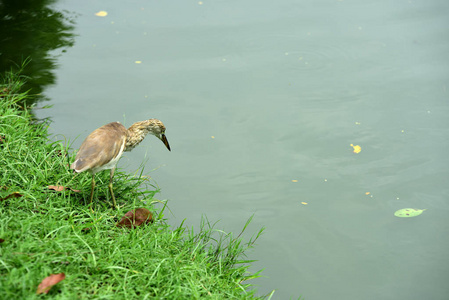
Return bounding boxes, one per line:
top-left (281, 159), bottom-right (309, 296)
top-left (0, 72), bottom-right (269, 299)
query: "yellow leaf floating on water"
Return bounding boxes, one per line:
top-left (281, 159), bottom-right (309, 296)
top-left (350, 144), bottom-right (361, 154)
top-left (95, 11), bottom-right (108, 17)
top-left (365, 192), bottom-right (370, 195)
top-left (135, 61), bottom-right (142, 64)
top-left (301, 202), bottom-right (308, 205)
top-left (291, 179), bottom-right (298, 182)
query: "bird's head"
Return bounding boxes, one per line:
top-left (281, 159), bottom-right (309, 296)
top-left (126, 119), bottom-right (171, 151)
top-left (142, 119), bottom-right (171, 151)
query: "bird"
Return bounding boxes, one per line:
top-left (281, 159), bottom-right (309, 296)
top-left (70, 119), bottom-right (170, 210)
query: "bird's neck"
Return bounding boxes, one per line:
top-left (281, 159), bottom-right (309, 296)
top-left (125, 122), bottom-right (150, 151)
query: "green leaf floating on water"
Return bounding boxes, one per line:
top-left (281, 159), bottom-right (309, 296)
top-left (394, 208), bottom-right (426, 218)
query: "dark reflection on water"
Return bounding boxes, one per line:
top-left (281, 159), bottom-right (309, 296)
top-left (0, 0), bottom-right (75, 104)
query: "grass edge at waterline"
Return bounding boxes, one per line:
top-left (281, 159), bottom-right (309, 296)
top-left (0, 71), bottom-right (273, 299)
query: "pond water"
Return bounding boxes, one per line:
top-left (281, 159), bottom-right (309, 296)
top-left (13, 0), bottom-right (449, 298)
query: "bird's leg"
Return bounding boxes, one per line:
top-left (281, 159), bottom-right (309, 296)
top-left (89, 175), bottom-right (95, 212)
top-left (109, 167), bottom-right (118, 209)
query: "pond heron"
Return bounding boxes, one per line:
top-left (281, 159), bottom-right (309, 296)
top-left (70, 119), bottom-right (170, 210)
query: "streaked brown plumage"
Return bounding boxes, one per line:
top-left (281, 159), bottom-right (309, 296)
top-left (70, 119), bottom-right (170, 210)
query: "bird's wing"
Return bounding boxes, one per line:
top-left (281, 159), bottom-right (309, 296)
top-left (71, 122), bottom-right (128, 173)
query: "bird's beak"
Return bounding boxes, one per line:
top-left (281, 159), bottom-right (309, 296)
top-left (160, 134), bottom-right (171, 151)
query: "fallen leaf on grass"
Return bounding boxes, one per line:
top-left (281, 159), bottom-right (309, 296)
top-left (394, 208), bottom-right (426, 218)
top-left (48, 185), bottom-right (80, 193)
top-left (36, 273), bottom-right (65, 294)
top-left (116, 208), bottom-right (153, 229)
top-left (0, 238), bottom-right (4, 243)
top-left (0, 192), bottom-right (23, 201)
top-left (48, 185), bottom-right (65, 192)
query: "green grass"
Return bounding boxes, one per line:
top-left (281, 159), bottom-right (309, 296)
top-left (0, 71), bottom-right (270, 299)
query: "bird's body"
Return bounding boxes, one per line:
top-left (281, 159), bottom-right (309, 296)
top-left (71, 119), bottom-right (170, 210)
top-left (71, 122), bottom-right (128, 174)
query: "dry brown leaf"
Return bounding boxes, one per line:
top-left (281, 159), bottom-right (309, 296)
top-left (48, 185), bottom-right (65, 192)
top-left (36, 273), bottom-right (66, 294)
top-left (116, 208), bottom-right (153, 229)
top-left (0, 192), bottom-right (23, 201)
top-left (48, 186), bottom-right (81, 193)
